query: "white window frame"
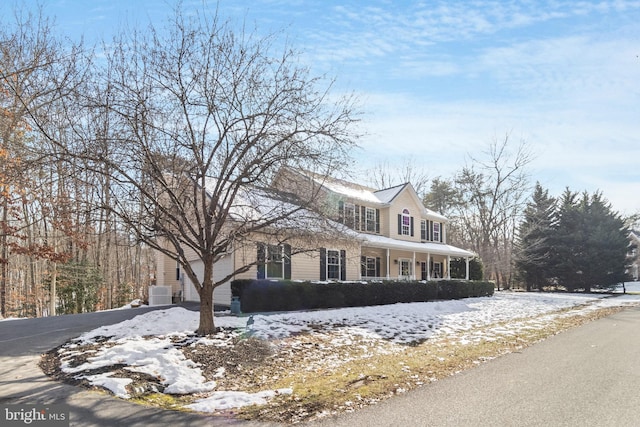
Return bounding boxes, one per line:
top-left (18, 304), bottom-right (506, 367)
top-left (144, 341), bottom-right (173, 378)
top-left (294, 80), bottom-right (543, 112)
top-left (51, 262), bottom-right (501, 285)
top-left (343, 202), bottom-right (355, 228)
top-left (433, 222), bottom-right (441, 242)
top-left (399, 258), bottom-right (413, 279)
top-left (433, 262), bottom-right (442, 279)
top-left (365, 207), bottom-right (377, 233)
top-left (401, 208), bottom-right (411, 236)
top-left (266, 244), bottom-right (285, 279)
top-left (326, 249), bottom-right (341, 280)
top-left (364, 256), bottom-right (377, 278)
top-left (421, 220), bottom-right (427, 241)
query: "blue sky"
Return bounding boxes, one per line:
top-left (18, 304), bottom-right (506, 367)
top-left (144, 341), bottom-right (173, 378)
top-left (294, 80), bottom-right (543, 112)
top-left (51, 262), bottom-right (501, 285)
top-left (5, 0), bottom-right (640, 214)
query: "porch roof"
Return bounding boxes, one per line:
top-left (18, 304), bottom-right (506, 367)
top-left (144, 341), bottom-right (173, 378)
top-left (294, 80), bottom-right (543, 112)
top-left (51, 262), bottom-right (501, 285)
top-left (358, 233), bottom-right (475, 258)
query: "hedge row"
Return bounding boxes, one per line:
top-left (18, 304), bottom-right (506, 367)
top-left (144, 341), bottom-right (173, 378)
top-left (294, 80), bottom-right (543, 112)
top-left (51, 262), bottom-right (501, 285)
top-left (230, 279), bottom-right (494, 313)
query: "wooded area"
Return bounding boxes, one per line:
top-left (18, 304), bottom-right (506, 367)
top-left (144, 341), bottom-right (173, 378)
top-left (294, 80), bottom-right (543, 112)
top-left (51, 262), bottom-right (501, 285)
top-left (0, 10), bottom-right (157, 318)
top-left (1, 5), bottom-right (358, 333)
top-left (1, 5), bottom-right (635, 322)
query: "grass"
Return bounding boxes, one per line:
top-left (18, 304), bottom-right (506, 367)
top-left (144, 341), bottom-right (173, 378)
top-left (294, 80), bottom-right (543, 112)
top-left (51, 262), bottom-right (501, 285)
top-left (131, 393), bottom-right (193, 411)
top-left (237, 305), bottom-right (627, 423)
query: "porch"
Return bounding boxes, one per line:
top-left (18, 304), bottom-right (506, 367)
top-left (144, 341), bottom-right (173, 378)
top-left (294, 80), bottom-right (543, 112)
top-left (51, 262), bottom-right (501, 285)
top-left (358, 235), bottom-right (475, 281)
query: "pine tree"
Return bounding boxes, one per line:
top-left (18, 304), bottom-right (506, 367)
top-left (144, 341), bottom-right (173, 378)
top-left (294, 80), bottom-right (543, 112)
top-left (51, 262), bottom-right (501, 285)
top-left (515, 183), bottom-right (557, 291)
top-left (553, 190), bottom-right (630, 292)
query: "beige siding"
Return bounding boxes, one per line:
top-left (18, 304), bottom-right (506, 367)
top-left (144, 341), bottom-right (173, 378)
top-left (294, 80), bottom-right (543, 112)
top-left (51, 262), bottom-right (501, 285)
top-left (229, 234), bottom-right (361, 282)
top-left (389, 190), bottom-right (423, 242)
top-left (292, 251), bottom-right (320, 280)
top-left (378, 206), bottom-right (390, 237)
top-left (154, 251), bottom-right (181, 296)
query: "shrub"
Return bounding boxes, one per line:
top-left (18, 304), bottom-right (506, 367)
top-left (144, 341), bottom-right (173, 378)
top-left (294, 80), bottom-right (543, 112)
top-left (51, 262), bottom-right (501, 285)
top-left (230, 279), bottom-right (495, 313)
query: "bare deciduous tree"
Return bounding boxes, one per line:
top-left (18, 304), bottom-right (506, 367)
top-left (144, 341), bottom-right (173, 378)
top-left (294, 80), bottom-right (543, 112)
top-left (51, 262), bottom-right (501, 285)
top-left (367, 157), bottom-right (430, 197)
top-left (15, 7), bottom-right (359, 332)
top-left (452, 133), bottom-right (533, 288)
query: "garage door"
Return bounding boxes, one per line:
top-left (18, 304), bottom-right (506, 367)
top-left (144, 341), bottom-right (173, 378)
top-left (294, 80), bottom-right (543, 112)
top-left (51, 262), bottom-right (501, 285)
top-left (185, 254), bottom-right (233, 305)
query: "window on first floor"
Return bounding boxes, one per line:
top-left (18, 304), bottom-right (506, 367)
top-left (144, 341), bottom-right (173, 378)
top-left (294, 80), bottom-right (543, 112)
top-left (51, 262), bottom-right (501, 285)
top-left (399, 259), bottom-right (413, 278)
top-left (257, 243), bottom-right (291, 280)
top-left (361, 256), bottom-right (380, 278)
top-left (266, 244), bottom-right (284, 279)
top-left (320, 248), bottom-right (346, 281)
top-left (327, 249), bottom-right (341, 280)
top-left (433, 262), bottom-right (442, 278)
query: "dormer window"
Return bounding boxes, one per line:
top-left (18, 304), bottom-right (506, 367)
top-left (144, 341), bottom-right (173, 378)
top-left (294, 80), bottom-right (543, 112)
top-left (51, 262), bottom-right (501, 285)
top-left (401, 209), bottom-right (411, 236)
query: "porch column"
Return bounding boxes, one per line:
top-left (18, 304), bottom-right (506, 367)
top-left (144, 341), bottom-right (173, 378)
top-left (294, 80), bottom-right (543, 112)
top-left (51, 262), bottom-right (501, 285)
top-left (427, 253), bottom-right (431, 281)
top-left (412, 251), bottom-right (416, 280)
top-left (386, 248), bottom-right (390, 280)
top-left (446, 255), bottom-right (451, 279)
top-left (465, 256), bottom-right (470, 280)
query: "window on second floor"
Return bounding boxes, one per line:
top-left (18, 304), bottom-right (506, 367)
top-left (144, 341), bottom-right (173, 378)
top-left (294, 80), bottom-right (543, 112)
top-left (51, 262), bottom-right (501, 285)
top-left (433, 222), bottom-right (441, 242)
top-left (401, 209), bottom-right (411, 235)
top-left (421, 220), bottom-right (427, 241)
top-left (343, 202), bottom-right (355, 228)
top-left (338, 201), bottom-right (379, 234)
top-left (365, 207), bottom-right (377, 233)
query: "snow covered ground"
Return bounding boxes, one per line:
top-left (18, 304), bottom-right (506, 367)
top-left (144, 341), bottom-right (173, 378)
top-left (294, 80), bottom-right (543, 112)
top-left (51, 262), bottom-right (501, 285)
top-left (56, 287), bottom-right (640, 413)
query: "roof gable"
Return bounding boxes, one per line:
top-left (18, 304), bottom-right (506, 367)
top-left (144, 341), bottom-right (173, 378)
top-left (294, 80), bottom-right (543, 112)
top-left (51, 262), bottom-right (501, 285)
top-left (374, 183), bottom-right (407, 204)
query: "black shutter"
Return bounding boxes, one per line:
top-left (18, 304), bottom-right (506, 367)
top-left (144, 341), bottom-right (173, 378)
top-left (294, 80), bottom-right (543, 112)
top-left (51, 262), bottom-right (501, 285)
top-left (257, 243), bottom-right (266, 279)
top-left (375, 257), bottom-right (381, 277)
top-left (340, 250), bottom-right (347, 281)
top-left (375, 209), bottom-right (380, 233)
top-left (338, 201), bottom-right (344, 223)
top-left (361, 256), bottom-right (366, 277)
top-left (440, 223), bottom-right (443, 242)
top-left (320, 248), bottom-right (327, 281)
top-left (410, 217), bottom-right (414, 237)
top-left (429, 220), bottom-right (433, 241)
top-left (284, 244), bottom-right (292, 280)
top-left (397, 214), bottom-right (402, 235)
top-left (361, 206), bottom-right (366, 231)
top-left (176, 262), bottom-right (181, 281)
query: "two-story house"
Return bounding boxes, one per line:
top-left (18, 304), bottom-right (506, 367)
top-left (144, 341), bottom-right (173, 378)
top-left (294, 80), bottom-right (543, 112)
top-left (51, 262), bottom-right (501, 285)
top-left (155, 168), bottom-right (475, 306)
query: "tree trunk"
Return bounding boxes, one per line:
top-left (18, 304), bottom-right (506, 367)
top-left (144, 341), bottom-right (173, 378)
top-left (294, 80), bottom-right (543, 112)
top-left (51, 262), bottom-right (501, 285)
top-left (50, 261), bottom-right (57, 316)
top-left (1, 196), bottom-right (8, 318)
top-left (197, 282), bottom-right (215, 335)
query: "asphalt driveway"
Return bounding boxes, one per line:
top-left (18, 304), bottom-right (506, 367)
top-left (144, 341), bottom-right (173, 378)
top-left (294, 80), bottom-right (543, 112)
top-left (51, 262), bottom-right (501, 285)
top-left (0, 304), bottom-right (271, 427)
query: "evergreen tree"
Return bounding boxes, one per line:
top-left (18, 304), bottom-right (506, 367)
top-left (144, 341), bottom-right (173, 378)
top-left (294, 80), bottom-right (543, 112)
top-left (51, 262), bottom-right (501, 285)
top-left (553, 190), bottom-right (630, 292)
top-left (514, 183), bottom-right (557, 291)
top-left (553, 190), bottom-right (586, 291)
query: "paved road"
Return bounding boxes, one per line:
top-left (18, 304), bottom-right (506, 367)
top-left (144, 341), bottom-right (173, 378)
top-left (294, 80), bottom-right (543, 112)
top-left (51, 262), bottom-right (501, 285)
top-left (3, 305), bottom-right (640, 426)
top-left (0, 305), bottom-right (274, 427)
top-left (306, 305), bottom-right (640, 427)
